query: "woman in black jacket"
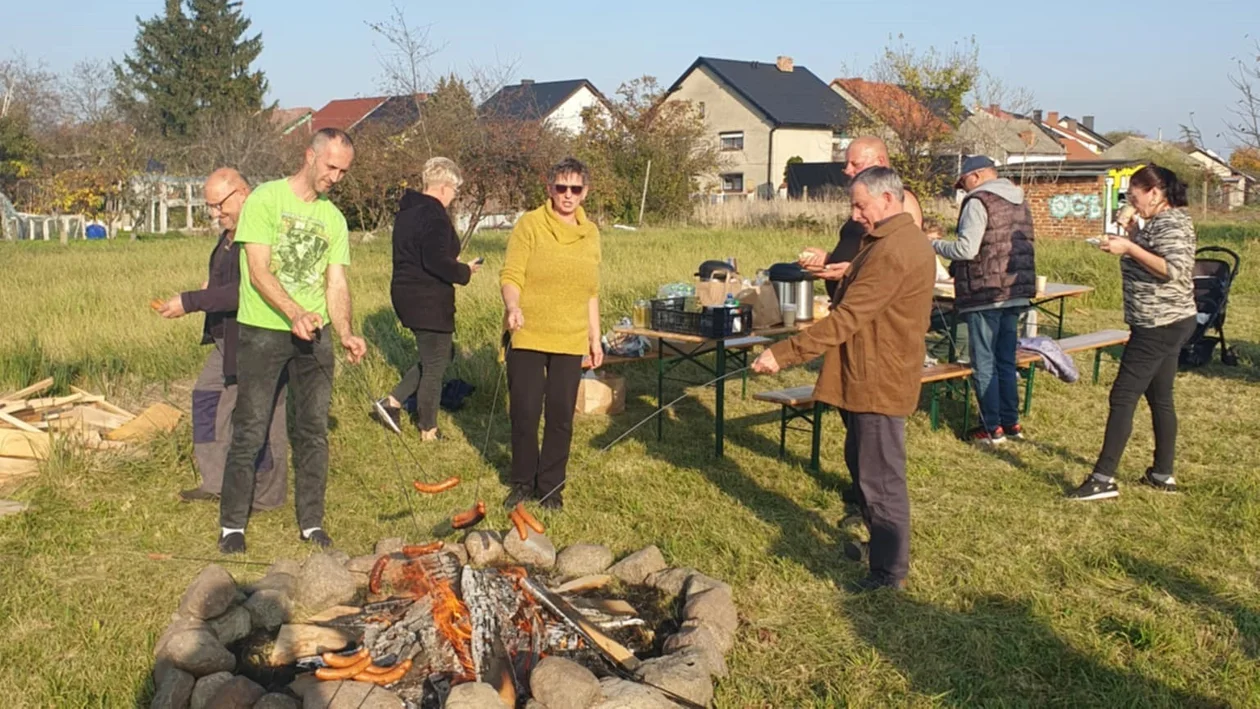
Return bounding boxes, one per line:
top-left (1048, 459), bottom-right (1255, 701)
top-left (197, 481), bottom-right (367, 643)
top-left (374, 158), bottom-right (480, 440)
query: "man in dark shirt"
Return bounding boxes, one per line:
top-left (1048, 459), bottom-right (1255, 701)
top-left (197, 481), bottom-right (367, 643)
top-left (799, 137), bottom-right (928, 300)
top-left (157, 168), bottom-right (288, 508)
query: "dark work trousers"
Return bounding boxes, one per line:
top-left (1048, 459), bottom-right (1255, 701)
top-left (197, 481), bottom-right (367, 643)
top-left (506, 347), bottom-right (583, 497)
top-left (389, 329), bottom-right (455, 431)
top-left (840, 409), bottom-right (910, 584)
top-left (191, 339), bottom-right (288, 510)
top-left (1093, 316), bottom-right (1196, 479)
top-left (220, 324), bottom-right (333, 531)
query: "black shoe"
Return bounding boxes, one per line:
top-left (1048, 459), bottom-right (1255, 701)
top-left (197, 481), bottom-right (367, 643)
top-left (503, 485), bottom-right (534, 510)
top-left (843, 540), bottom-right (869, 564)
top-left (1139, 468), bottom-right (1178, 493)
top-left (1005, 423), bottom-right (1026, 441)
top-left (301, 528), bottom-right (333, 549)
top-left (841, 486), bottom-right (859, 507)
top-left (1066, 476), bottom-right (1119, 501)
top-left (849, 575), bottom-right (906, 593)
top-left (179, 488), bottom-right (218, 503)
top-left (539, 492), bottom-right (563, 512)
top-left (218, 532), bottom-right (246, 555)
top-left (371, 398), bottom-right (402, 434)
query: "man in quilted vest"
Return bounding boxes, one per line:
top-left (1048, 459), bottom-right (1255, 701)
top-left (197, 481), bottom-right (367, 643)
top-left (931, 156), bottom-right (1036, 445)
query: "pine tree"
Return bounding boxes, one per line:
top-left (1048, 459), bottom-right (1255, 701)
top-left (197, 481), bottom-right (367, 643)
top-left (113, 0), bottom-right (267, 138)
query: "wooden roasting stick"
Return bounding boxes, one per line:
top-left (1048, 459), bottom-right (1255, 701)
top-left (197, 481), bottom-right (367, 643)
top-left (520, 577), bottom-right (640, 671)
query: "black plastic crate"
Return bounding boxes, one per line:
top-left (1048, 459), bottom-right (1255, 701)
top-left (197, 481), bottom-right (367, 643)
top-left (651, 297), bottom-right (753, 338)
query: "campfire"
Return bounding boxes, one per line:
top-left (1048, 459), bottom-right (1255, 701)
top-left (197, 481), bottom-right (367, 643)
top-left (150, 532), bottom-right (734, 708)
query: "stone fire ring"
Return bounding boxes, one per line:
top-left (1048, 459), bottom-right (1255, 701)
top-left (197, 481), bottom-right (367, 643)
top-left (149, 530), bottom-right (735, 709)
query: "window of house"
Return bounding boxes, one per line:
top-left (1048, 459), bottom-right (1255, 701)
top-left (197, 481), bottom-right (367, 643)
top-left (721, 173), bottom-right (744, 192)
top-left (719, 131), bottom-right (744, 151)
top-left (697, 101), bottom-right (706, 119)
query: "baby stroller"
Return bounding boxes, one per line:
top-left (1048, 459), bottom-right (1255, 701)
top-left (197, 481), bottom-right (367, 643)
top-left (1180, 245), bottom-right (1240, 368)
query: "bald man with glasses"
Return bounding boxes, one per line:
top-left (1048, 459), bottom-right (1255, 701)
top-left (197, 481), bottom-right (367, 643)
top-left (156, 168), bottom-right (289, 510)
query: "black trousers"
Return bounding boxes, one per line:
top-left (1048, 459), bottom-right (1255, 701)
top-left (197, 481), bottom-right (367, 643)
top-left (390, 329), bottom-right (454, 431)
top-left (841, 409), bottom-right (910, 583)
top-left (1094, 316), bottom-right (1196, 478)
top-left (507, 347), bottom-right (583, 497)
top-left (220, 325), bottom-right (333, 531)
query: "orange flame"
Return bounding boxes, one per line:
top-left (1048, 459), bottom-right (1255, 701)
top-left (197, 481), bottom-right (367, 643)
top-left (430, 578), bottom-right (476, 679)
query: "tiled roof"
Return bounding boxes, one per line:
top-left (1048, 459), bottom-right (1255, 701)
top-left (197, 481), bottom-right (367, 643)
top-left (668, 57), bottom-right (851, 128)
top-left (310, 97), bottom-right (388, 132)
top-left (479, 79), bottom-right (601, 121)
top-left (832, 78), bottom-right (952, 137)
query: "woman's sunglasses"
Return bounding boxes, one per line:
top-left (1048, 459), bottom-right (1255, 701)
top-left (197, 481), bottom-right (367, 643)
top-left (553, 184), bottom-right (584, 195)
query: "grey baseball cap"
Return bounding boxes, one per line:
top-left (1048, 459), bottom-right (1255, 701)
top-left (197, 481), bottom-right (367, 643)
top-left (956, 155), bottom-right (996, 187)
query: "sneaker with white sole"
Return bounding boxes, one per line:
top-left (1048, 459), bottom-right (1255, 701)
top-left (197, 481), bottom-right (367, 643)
top-left (1005, 423), bottom-right (1026, 440)
top-left (1066, 476), bottom-right (1119, 501)
top-left (1139, 468), bottom-right (1178, 493)
top-left (969, 426), bottom-right (1006, 446)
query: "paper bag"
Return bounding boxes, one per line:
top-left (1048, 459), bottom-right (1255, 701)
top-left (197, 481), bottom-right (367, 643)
top-left (695, 274), bottom-right (742, 307)
top-left (737, 284), bottom-right (782, 328)
top-left (575, 371), bottom-right (626, 415)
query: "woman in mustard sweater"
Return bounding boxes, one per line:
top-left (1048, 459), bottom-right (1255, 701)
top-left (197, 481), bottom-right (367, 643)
top-left (500, 157), bottom-right (602, 511)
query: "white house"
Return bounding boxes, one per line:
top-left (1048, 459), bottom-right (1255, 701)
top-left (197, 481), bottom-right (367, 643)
top-left (479, 79), bottom-right (611, 134)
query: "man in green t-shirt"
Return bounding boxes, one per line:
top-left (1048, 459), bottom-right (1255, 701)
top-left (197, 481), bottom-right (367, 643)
top-left (218, 128), bottom-right (368, 554)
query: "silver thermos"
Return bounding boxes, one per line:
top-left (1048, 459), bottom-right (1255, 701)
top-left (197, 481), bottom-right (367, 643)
top-left (768, 263), bottom-right (816, 322)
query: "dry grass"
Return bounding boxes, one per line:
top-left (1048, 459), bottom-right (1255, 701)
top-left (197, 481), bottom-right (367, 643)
top-left (0, 225), bottom-right (1258, 707)
top-left (690, 197), bottom-right (852, 231)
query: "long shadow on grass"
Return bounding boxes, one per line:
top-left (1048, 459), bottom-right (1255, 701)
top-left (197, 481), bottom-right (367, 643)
top-left (1115, 553), bottom-right (1260, 660)
top-left (588, 381), bottom-right (863, 589)
top-left (1178, 340), bottom-right (1260, 384)
top-left (845, 592), bottom-right (1228, 707)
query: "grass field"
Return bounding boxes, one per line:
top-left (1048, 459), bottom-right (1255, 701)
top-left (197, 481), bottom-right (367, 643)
top-left (1, 222), bottom-right (1259, 707)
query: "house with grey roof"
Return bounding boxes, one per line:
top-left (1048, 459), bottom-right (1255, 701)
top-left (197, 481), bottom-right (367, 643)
top-left (479, 79), bottom-right (610, 134)
top-left (664, 55), bottom-right (852, 198)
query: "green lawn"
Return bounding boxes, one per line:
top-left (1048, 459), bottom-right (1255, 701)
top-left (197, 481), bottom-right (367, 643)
top-left (1, 223), bottom-right (1259, 707)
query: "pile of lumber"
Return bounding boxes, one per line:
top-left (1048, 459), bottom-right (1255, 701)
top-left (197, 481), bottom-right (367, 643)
top-left (0, 377), bottom-right (183, 470)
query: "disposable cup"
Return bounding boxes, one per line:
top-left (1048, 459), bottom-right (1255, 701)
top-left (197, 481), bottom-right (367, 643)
top-left (1036, 275), bottom-right (1048, 296)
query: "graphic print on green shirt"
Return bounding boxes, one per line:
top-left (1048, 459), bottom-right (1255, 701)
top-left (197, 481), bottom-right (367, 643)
top-left (273, 213), bottom-right (332, 293)
top-left (233, 179), bottom-right (350, 331)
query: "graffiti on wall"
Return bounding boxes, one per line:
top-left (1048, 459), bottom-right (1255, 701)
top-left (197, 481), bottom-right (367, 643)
top-left (1049, 193), bottom-right (1103, 219)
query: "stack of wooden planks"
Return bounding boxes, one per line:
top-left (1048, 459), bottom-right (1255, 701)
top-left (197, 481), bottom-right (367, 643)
top-left (0, 377), bottom-right (183, 479)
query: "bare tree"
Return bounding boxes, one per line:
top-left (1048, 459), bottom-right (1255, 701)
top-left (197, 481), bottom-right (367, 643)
top-left (1225, 37), bottom-right (1260, 150)
top-left (0, 53), bottom-right (61, 128)
top-left (366, 3), bottom-right (444, 155)
top-left (60, 60), bottom-right (117, 125)
top-left (970, 70), bottom-right (1036, 117)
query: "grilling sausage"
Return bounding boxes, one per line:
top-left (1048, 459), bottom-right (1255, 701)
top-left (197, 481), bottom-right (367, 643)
top-left (353, 659), bottom-right (413, 685)
top-left (514, 503), bottom-right (545, 534)
top-left (401, 541), bottom-right (442, 557)
top-left (367, 555), bottom-right (391, 595)
top-left (412, 476), bottom-right (459, 494)
top-left (451, 500), bottom-right (486, 529)
top-left (508, 507), bottom-right (529, 540)
top-left (315, 653), bottom-right (372, 680)
top-left (321, 647), bottom-right (368, 668)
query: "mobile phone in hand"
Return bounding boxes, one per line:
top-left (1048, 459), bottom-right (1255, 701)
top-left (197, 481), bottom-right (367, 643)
top-left (1085, 237), bottom-right (1102, 246)
top-left (472, 257), bottom-right (484, 265)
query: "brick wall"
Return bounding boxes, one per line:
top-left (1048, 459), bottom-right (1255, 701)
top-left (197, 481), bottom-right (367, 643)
top-left (1016, 175), bottom-right (1107, 239)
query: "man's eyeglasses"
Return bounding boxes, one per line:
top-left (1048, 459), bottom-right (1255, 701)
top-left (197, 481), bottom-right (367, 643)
top-left (207, 189), bottom-right (239, 213)
top-left (553, 184), bottom-right (584, 196)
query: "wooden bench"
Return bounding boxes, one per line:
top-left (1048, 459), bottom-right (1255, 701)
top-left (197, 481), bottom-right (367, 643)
top-left (1018, 329), bottom-right (1130, 415)
top-left (753, 362), bottom-right (974, 470)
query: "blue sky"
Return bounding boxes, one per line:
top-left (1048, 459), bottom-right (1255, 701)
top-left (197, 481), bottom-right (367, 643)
top-left (9, 0), bottom-right (1255, 155)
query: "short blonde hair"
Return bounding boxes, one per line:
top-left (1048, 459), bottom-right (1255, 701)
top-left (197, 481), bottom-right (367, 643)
top-left (422, 157), bottom-right (463, 190)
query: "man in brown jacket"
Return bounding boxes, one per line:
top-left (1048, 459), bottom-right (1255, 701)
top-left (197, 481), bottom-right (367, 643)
top-left (753, 166), bottom-right (936, 591)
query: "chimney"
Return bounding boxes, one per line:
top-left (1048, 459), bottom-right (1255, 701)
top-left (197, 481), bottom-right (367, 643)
top-left (1082, 115), bottom-right (1095, 131)
top-left (1046, 111), bottom-right (1059, 125)
top-left (776, 56), bottom-right (794, 73)
top-left (521, 79), bottom-right (534, 86)
top-left (989, 103), bottom-right (1000, 115)
top-left (1032, 109), bottom-right (1043, 123)
top-left (1066, 118), bottom-right (1078, 133)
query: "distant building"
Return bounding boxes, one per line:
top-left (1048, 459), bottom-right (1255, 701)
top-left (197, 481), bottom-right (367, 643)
top-left (664, 56), bottom-right (851, 198)
top-left (478, 79), bottom-right (611, 134)
top-left (310, 95), bottom-right (428, 134)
